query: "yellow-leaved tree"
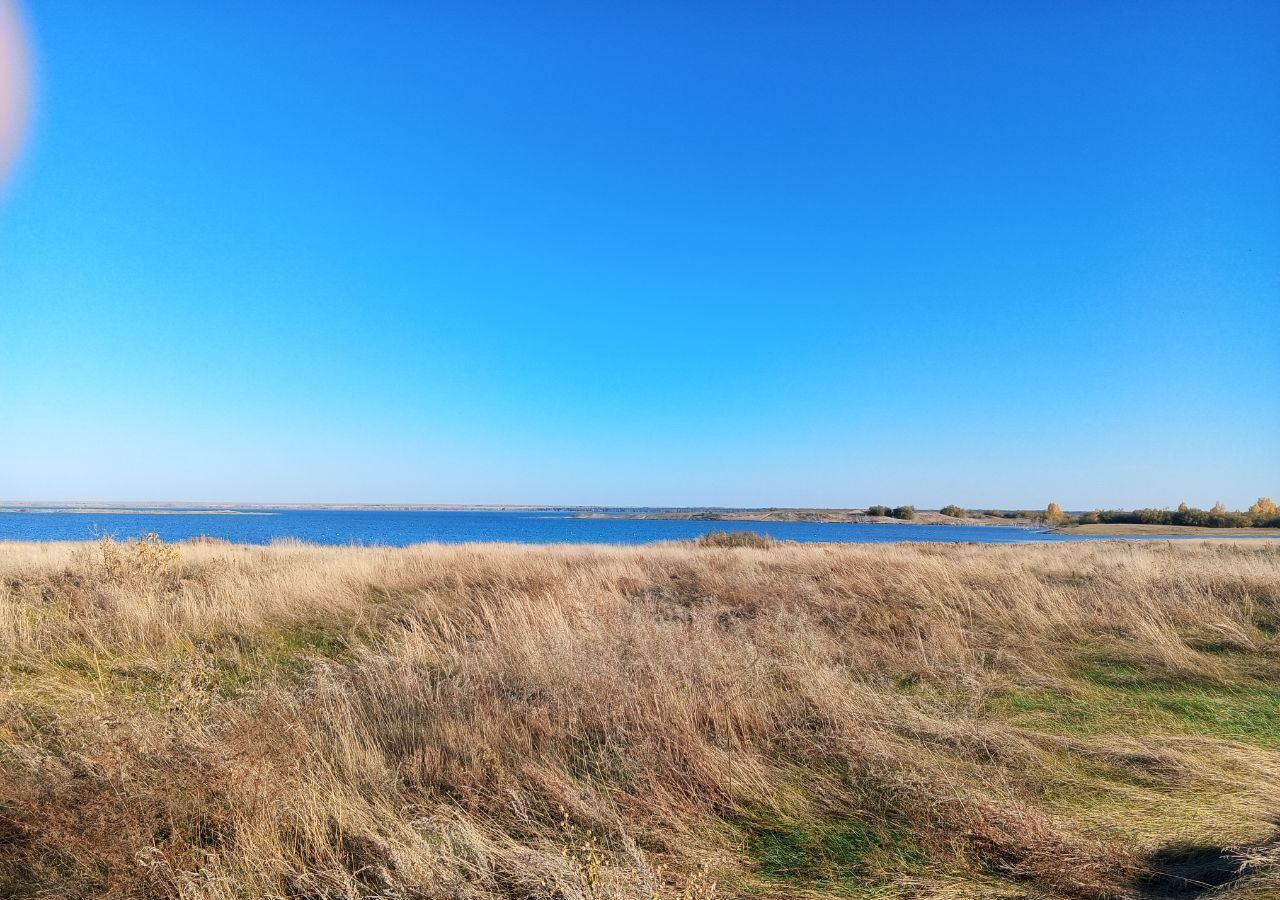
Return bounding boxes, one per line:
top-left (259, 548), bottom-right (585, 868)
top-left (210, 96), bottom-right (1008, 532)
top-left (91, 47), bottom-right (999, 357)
top-left (1248, 497), bottom-right (1278, 518)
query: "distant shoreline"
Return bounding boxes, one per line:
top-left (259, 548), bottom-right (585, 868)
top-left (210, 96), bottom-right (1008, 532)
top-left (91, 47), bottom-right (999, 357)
top-left (0, 507), bottom-right (271, 516)
top-left (1053, 523), bottom-right (1280, 537)
top-left (572, 509), bottom-right (1037, 526)
top-left (0, 503), bottom-right (571, 512)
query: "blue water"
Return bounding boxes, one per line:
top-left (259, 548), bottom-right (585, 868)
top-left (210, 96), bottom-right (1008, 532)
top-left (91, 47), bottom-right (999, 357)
top-left (0, 508), bottom-right (1100, 546)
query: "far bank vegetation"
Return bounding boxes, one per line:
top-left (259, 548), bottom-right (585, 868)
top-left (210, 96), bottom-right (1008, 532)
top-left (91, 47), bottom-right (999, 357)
top-left (1065, 497), bottom-right (1280, 529)
top-left (889, 499), bottom-right (1280, 530)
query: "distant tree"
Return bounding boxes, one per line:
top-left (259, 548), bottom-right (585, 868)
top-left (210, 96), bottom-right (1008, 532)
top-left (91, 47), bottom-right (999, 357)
top-left (865, 505), bottom-right (890, 517)
top-left (1045, 502), bottom-right (1065, 524)
top-left (1173, 505), bottom-right (1210, 527)
top-left (1202, 501), bottom-right (1251, 528)
top-left (939, 504), bottom-right (966, 518)
top-left (1248, 497), bottom-right (1278, 518)
top-left (891, 505), bottom-right (916, 520)
top-left (1250, 500), bottom-right (1280, 527)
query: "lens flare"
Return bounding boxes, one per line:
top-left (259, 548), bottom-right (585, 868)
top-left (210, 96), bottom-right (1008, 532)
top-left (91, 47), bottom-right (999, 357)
top-left (0, 0), bottom-right (32, 188)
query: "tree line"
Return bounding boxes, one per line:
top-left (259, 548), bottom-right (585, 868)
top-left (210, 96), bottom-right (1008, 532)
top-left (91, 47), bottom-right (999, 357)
top-left (861, 498), bottom-right (1280, 528)
top-left (1069, 498), bottom-right (1280, 528)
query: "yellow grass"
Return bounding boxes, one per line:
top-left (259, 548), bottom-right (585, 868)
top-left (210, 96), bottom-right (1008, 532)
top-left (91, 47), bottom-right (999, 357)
top-left (1, 537), bottom-right (1278, 898)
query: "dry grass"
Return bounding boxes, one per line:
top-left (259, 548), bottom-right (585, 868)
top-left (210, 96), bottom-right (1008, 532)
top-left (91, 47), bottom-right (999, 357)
top-left (1, 537), bottom-right (1279, 899)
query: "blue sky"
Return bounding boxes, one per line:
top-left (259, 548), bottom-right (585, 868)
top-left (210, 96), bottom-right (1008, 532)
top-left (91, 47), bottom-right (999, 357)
top-left (1, 1), bottom-right (1276, 508)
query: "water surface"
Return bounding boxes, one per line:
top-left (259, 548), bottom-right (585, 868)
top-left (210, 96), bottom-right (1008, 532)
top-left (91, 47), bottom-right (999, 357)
top-left (0, 508), bottom-right (1100, 546)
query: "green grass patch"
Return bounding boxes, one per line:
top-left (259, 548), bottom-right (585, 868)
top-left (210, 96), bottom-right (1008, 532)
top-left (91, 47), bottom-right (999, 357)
top-left (21, 624), bottom-right (358, 708)
top-left (186, 626), bottom-right (355, 696)
top-left (996, 687), bottom-right (1121, 734)
top-left (990, 658), bottom-right (1280, 747)
top-left (1081, 661), bottom-right (1280, 746)
top-left (743, 819), bottom-right (927, 890)
top-left (270, 627), bottom-right (350, 660)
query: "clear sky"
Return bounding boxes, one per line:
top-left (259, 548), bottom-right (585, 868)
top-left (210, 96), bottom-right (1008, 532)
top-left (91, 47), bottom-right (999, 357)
top-left (1, 2), bottom-right (1277, 508)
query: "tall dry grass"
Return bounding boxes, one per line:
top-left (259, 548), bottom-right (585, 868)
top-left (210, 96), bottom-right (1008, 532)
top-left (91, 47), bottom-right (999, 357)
top-left (0, 537), bottom-right (1278, 898)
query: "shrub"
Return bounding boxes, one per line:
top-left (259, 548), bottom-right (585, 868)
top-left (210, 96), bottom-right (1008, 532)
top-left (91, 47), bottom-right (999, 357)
top-left (940, 505), bottom-right (966, 518)
top-left (695, 530), bottom-right (777, 549)
top-left (865, 505), bottom-right (891, 517)
top-left (891, 505), bottom-right (916, 520)
top-left (98, 533), bottom-right (180, 586)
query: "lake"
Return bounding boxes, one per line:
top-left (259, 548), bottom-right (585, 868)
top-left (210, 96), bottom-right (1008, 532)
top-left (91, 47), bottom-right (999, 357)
top-left (0, 508), bottom-right (1107, 546)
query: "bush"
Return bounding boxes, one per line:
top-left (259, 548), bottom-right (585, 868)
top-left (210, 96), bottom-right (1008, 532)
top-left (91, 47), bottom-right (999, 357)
top-left (865, 505), bottom-right (890, 517)
top-left (695, 530), bottom-right (777, 549)
top-left (891, 505), bottom-right (916, 521)
top-left (940, 505), bottom-right (966, 518)
top-left (98, 533), bottom-right (180, 586)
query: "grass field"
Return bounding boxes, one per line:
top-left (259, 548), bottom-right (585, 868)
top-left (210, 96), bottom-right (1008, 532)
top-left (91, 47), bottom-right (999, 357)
top-left (1, 537), bottom-right (1278, 898)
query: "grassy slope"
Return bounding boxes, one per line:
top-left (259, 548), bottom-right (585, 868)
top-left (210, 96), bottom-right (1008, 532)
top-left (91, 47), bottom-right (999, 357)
top-left (1, 539), bottom-right (1278, 899)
